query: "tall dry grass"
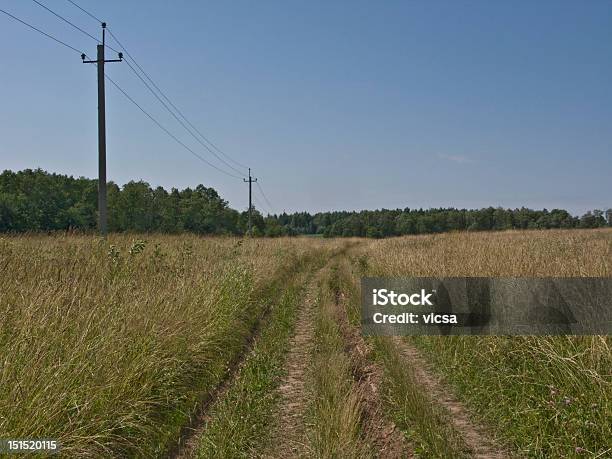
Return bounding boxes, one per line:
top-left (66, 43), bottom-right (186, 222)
top-left (359, 228), bottom-right (611, 277)
top-left (351, 229), bottom-right (611, 457)
top-left (307, 265), bottom-right (373, 458)
top-left (0, 234), bottom-right (336, 457)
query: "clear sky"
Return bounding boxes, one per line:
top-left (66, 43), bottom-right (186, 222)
top-left (1, 0), bottom-right (610, 215)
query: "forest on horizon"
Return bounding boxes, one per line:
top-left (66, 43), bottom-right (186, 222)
top-left (1, 169), bottom-right (610, 237)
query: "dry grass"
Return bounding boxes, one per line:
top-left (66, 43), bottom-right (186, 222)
top-left (195, 268), bottom-right (316, 458)
top-left (306, 265), bottom-right (373, 458)
top-left (0, 234), bottom-right (337, 457)
top-left (1, 229), bottom-right (609, 458)
top-left (359, 228), bottom-right (611, 277)
top-left (351, 229), bottom-right (612, 458)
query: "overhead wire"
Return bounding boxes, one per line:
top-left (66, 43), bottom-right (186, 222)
top-left (255, 181), bottom-right (275, 214)
top-left (106, 29), bottom-right (249, 171)
top-left (65, 0), bottom-right (102, 24)
top-left (104, 73), bottom-right (244, 180)
top-left (4, 0), bottom-right (266, 189)
top-left (14, 0), bottom-right (244, 181)
top-left (0, 7), bottom-right (85, 55)
top-left (105, 28), bottom-right (250, 172)
top-left (121, 56), bottom-right (247, 177)
top-left (63, 1), bottom-right (255, 183)
top-left (31, 0), bottom-right (99, 43)
top-left (252, 195), bottom-right (270, 216)
top-left (32, 0), bottom-right (123, 54)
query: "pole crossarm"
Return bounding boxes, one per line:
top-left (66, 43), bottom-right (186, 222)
top-left (83, 57), bottom-right (122, 63)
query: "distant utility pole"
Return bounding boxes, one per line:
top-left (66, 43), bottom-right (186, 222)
top-left (82, 22), bottom-right (122, 236)
top-left (243, 168), bottom-right (257, 236)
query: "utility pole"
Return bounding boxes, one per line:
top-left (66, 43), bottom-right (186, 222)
top-left (82, 22), bottom-right (122, 236)
top-left (243, 168), bottom-right (257, 236)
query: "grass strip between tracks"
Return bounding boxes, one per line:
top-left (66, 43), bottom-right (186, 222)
top-left (336, 257), bottom-right (472, 458)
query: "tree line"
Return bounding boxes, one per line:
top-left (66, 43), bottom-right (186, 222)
top-left (1, 169), bottom-right (610, 237)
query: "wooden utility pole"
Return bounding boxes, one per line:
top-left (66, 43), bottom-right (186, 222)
top-left (243, 168), bottom-right (257, 236)
top-left (82, 22), bottom-right (122, 236)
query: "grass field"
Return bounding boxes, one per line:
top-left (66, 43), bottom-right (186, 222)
top-left (0, 229), bottom-right (610, 458)
top-left (349, 229), bottom-right (611, 458)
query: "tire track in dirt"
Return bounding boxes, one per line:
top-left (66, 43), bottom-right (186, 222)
top-left (333, 289), bottom-right (413, 459)
top-left (390, 337), bottom-right (510, 459)
top-left (169, 319), bottom-right (269, 459)
top-left (168, 269), bottom-right (309, 459)
top-left (265, 271), bottom-right (320, 458)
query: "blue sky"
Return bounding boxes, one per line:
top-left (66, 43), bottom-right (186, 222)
top-left (1, 0), bottom-right (610, 215)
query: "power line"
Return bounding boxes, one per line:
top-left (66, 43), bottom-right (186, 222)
top-left (106, 28), bottom-right (250, 172)
top-left (4, 1), bottom-right (252, 183)
top-left (0, 7), bottom-right (85, 55)
top-left (65, 0), bottom-right (102, 24)
top-left (121, 56), bottom-right (246, 178)
top-left (256, 181), bottom-right (275, 214)
top-left (107, 28), bottom-right (249, 171)
top-left (31, 0), bottom-right (99, 43)
top-left (63, 3), bottom-right (252, 180)
top-left (2, 1), bottom-right (247, 231)
top-left (104, 73), bottom-right (243, 180)
top-left (253, 195), bottom-right (272, 216)
top-left (256, 181), bottom-right (274, 211)
top-left (252, 195), bottom-right (270, 215)
top-left (32, 0), bottom-right (123, 54)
